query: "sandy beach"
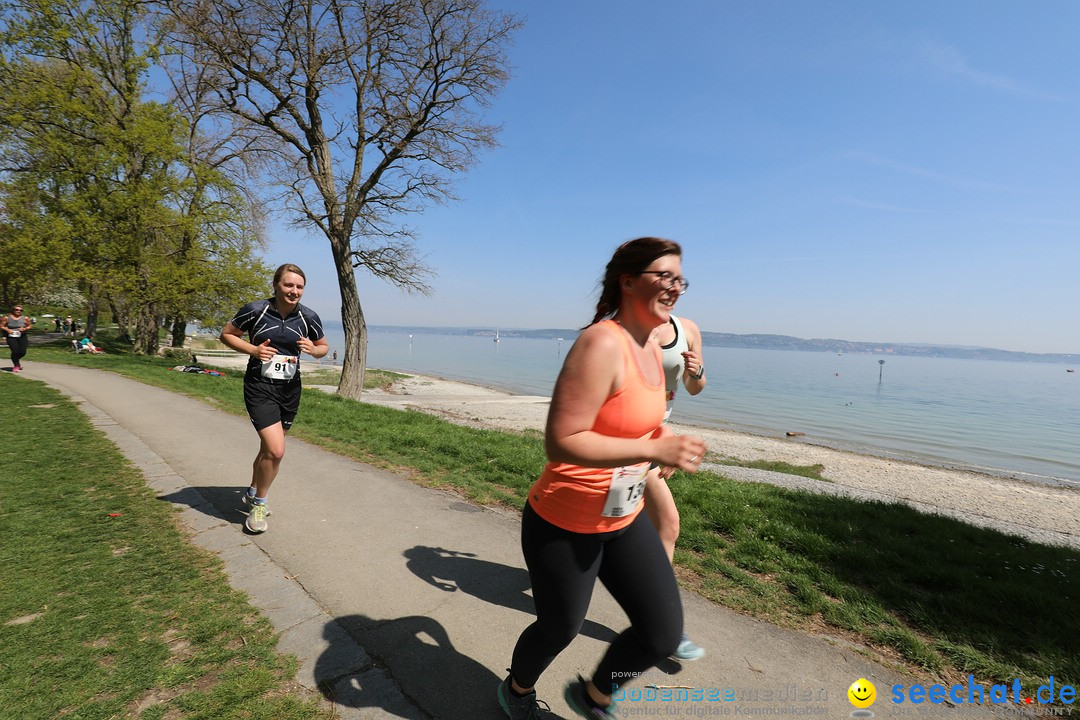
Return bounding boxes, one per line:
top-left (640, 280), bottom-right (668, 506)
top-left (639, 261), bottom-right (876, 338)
top-left (196, 352), bottom-right (1080, 549)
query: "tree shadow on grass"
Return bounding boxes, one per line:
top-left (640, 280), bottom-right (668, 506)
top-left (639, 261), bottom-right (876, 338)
top-left (680, 474), bottom-right (1080, 683)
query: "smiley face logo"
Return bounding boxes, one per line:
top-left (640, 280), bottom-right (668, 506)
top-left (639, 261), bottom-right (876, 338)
top-left (848, 678), bottom-right (876, 708)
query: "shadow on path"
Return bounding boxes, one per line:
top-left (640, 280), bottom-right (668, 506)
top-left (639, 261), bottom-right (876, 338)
top-left (404, 545), bottom-right (618, 644)
top-left (158, 485), bottom-right (247, 529)
top-left (317, 614), bottom-right (532, 720)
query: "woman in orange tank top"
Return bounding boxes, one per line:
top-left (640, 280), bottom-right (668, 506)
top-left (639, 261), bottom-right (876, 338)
top-left (498, 238), bottom-right (706, 720)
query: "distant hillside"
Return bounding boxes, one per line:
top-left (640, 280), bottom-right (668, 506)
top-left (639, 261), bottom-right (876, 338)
top-left (371, 325), bottom-right (574, 341)
top-left (697, 332), bottom-right (1078, 364)
top-left (367, 325), bottom-right (1079, 364)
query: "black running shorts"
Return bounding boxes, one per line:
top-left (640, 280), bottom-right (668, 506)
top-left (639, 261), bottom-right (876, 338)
top-left (243, 378), bottom-right (302, 431)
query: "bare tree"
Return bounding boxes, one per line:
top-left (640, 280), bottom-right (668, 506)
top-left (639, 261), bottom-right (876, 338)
top-left (159, 0), bottom-right (519, 398)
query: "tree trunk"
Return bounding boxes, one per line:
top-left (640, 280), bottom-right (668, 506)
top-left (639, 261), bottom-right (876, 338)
top-left (170, 317), bottom-right (188, 348)
top-left (109, 299), bottom-right (131, 342)
top-left (133, 306), bottom-right (160, 355)
top-left (331, 236), bottom-right (366, 400)
top-left (85, 286), bottom-right (100, 338)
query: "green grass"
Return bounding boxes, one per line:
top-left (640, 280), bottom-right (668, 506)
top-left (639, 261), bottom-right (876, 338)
top-left (16, 332), bottom-right (1080, 694)
top-left (716, 458), bottom-right (827, 480)
top-left (0, 374), bottom-right (333, 720)
top-left (667, 472), bottom-right (1077, 688)
top-left (188, 337), bottom-right (227, 350)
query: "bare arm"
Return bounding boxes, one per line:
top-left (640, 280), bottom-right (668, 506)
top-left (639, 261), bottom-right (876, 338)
top-left (680, 317), bottom-right (707, 396)
top-left (220, 321), bottom-right (275, 362)
top-left (545, 325), bottom-right (705, 471)
top-left (298, 335), bottom-right (329, 359)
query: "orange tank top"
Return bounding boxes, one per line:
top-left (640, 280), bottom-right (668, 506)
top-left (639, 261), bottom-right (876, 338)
top-left (527, 319), bottom-right (666, 533)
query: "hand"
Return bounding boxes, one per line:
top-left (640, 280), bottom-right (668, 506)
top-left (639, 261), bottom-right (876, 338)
top-left (297, 337), bottom-right (314, 355)
top-left (254, 339), bottom-right (275, 362)
top-left (655, 434), bottom-right (706, 473)
top-left (682, 350), bottom-right (704, 379)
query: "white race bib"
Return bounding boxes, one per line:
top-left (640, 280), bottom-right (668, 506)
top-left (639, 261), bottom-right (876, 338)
top-left (601, 462), bottom-right (649, 518)
top-left (261, 353), bottom-right (298, 380)
top-left (8, 330), bottom-right (20, 338)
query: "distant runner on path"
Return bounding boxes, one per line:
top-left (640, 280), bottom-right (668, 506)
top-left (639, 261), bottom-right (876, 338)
top-left (498, 237), bottom-right (706, 720)
top-left (3, 303), bottom-right (32, 372)
top-left (220, 263), bottom-right (328, 533)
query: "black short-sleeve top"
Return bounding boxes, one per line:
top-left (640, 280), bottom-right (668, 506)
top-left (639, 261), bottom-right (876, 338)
top-left (229, 298), bottom-right (325, 383)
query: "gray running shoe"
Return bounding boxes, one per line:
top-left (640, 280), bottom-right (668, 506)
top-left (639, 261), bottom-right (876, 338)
top-left (563, 676), bottom-right (616, 720)
top-left (497, 674), bottom-right (551, 719)
top-left (241, 493), bottom-right (272, 516)
top-left (672, 633), bottom-right (705, 661)
top-left (245, 502), bottom-right (269, 533)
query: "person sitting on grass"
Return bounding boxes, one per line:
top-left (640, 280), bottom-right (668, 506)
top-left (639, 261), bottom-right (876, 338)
top-left (78, 335), bottom-right (105, 354)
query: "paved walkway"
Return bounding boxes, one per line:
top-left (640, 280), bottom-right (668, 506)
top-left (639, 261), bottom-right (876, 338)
top-left (21, 362), bottom-right (943, 719)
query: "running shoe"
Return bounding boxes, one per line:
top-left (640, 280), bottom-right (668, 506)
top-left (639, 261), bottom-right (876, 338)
top-left (497, 674), bottom-right (552, 719)
top-left (563, 676), bottom-right (617, 720)
top-left (12, 366), bottom-right (20, 373)
top-left (672, 633), bottom-right (705, 661)
top-left (241, 493), bottom-right (272, 516)
top-left (245, 502), bottom-right (269, 533)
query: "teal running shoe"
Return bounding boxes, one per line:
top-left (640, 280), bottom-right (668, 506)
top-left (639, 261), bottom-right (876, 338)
top-left (497, 674), bottom-right (551, 719)
top-left (672, 633), bottom-right (705, 661)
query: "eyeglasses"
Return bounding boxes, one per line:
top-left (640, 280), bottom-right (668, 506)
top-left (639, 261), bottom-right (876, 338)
top-left (12, 308), bottom-right (22, 312)
top-left (639, 271), bottom-right (689, 294)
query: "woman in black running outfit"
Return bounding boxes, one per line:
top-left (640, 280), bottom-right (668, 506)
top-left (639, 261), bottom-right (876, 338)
top-left (220, 264), bottom-right (328, 533)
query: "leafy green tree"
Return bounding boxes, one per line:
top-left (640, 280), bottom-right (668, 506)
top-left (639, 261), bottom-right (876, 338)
top-left (159, 0), bottom-right (519, 398)
top-left (0, 174), bottom-right (74, 309)
top-left (159, 45), bottom-right (272, 346)
top-left (1, 0), bottom-right (268, 351)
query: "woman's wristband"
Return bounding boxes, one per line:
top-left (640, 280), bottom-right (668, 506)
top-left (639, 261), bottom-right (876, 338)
top-left (692, 366), bottom-right (705, 380)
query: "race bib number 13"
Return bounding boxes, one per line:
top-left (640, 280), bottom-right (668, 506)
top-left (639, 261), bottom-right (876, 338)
top-left (261, 353), bottom-right (298, 380)
top-left (601, 463), bottom-right (649, 518)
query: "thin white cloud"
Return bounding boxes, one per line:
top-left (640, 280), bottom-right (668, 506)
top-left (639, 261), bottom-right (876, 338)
top-left (918, 40), bottom-right (1018, 91)
top-left (916, 38), bottom-right (1074, 104)
top-left (697, 251), bottom-right (927, 267)
top-left (846, 151), bottom-right (1030, 194)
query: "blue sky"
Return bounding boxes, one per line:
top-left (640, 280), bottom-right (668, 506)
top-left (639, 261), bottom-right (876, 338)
top-left (264, 0), bottom-right (1080, 355)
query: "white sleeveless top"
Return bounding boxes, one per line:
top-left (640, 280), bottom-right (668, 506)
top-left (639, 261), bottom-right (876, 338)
top-left (659, 316), bottom-right (689, 421)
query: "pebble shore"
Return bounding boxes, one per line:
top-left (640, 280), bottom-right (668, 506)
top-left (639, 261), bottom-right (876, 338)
top-left (198, 354), bottom-right (1080, 550)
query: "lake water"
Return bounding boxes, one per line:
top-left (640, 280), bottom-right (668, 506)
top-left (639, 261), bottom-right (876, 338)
top-left (322, 327), bottom-right (1080, 489)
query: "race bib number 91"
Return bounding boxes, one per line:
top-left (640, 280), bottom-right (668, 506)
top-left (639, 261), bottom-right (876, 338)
top-left (261, 353), bottom-right (298, 380)
top-left (601, 462), bottom-right (649, 518)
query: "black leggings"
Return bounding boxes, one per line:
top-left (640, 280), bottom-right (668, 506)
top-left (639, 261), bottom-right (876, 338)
top-left (8, 335), bottom-right (27, 367)
top-left (510, 503), bottom-right (683, 696)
